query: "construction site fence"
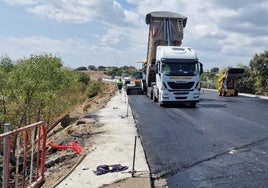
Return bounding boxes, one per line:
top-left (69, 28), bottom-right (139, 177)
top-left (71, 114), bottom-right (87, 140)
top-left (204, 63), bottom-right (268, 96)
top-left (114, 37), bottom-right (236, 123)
top-left (0, 121), bottom-right (47, 188)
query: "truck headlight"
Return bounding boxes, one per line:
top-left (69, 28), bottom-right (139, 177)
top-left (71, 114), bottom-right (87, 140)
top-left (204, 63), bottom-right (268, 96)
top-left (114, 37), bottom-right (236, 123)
top-left (162, 93), bottom-right (169, 99)
top-left (194, 91), bottom-right (199, 98)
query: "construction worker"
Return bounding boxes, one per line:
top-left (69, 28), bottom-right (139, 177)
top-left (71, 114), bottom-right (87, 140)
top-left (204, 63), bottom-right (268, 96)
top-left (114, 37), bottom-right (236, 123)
top-left (117, 78), bottom-right (123, 93)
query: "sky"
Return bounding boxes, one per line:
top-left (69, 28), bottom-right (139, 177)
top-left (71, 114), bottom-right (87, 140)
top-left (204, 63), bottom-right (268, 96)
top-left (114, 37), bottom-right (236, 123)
top-left (0, 0), bottom-right (267, 70)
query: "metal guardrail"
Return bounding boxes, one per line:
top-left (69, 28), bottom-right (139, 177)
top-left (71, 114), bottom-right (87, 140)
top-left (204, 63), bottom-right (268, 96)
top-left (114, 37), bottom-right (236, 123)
top-left (0, 121), bottom-right (47, 188)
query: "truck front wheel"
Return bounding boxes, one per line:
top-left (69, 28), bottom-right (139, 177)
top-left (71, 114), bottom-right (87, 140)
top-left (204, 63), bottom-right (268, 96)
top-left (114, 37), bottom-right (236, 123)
top-left (153, 92), bottom-right (158, 102)
top-left (189, 102), bottom-right (196, 108)
top-left (150, 91), bottom-right (153, 100)
top-left (234, 90), bottom-right (238, 96)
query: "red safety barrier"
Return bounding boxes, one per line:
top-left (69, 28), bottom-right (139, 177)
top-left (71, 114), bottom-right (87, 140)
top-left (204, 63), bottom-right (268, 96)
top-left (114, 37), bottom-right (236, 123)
top-left (0, 121), bottom-right (47, 188)
top-left (48, 141), bottom-right (83, 155)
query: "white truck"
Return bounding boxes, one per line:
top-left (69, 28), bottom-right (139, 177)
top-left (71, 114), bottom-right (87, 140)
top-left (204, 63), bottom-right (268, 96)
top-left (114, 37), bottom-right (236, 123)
top-left (143, 11), bottom-right (203, 107)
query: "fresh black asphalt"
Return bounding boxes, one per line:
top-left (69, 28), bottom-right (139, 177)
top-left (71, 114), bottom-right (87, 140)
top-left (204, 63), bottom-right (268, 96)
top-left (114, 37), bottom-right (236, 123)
top-left (128, 90), bottom-right (268, 187)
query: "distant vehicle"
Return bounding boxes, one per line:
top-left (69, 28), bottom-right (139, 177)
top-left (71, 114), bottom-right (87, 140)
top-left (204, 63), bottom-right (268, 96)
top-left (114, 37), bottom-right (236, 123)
top-left (218, 68), bottom-right (244, 96)
top-left (126, 71), bottom-right (144, 95)
top-left (122, 73), bottom-right (131, 85)
top-left (133, 71), bottom-right (143, 87)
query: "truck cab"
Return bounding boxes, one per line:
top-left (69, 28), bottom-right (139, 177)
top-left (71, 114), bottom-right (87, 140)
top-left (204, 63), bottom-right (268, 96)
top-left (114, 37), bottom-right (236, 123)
top-left (152, 46), bottom-right (203, 107)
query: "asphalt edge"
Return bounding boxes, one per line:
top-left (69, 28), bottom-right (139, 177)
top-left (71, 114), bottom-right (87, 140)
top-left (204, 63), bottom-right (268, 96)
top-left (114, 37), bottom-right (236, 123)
top-left (201, 88), bottom-right (268, 100)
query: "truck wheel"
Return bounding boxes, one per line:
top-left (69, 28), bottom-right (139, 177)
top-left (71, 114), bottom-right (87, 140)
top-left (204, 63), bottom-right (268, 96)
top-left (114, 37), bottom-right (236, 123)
top-left (153, 92), bottom-right (158, 102)
top-left (150, 90), bottom-right (153, 100)
top-left (146, 89), bottom-right (150, 98)
top-left (234, 90), bottom-right (238, 96)
top-left (189, 102), bottom-right (196, 108)
top-left (142, 82), bottom-right (146, 94)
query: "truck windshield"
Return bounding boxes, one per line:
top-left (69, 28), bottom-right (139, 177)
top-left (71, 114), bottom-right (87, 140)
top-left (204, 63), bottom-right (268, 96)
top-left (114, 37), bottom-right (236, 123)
top-left (162, 62), bottom-right (198, 76)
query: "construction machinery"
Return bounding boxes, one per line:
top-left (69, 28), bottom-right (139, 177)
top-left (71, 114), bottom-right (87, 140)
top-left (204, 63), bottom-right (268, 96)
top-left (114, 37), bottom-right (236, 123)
top-left (141, 11), bottom-right (203, 107)
top-left (126, 69), bottom-right (144, 95)
top-left (125, 59), bottom-right (145, 95)
top-left (217, 68), bottom-right (245, 96)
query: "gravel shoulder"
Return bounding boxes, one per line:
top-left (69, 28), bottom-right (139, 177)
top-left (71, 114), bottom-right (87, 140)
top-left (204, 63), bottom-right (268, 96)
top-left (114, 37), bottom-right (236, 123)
top-left (54, 91), bottom-right (151, 187)
top-left (41, 71), bottom-right (151, 188)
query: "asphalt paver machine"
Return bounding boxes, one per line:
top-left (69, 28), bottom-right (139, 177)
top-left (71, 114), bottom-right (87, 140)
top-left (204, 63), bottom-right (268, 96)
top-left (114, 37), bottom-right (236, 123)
top-left (218, 68), bottom-right (245, 96)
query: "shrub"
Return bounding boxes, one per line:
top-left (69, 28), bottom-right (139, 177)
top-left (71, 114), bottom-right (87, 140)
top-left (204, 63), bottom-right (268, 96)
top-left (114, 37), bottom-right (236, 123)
top-left (75, 66), bottom-right (87, 71)
top-left (87, 81), bottom-right (102, 98)
top-left (78, 72), bottom-right (90, 85)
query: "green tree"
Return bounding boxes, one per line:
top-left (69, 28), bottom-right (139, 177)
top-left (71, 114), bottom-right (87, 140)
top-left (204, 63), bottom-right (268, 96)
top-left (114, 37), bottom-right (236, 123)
top-left (116, 69), bottom-right (123, 76)
top-left (88, 65), bottom-right (97, 71)
top-left (0, 55), bottom-right (14, 126)
top-left (249, 51), bottom-right (268, 95)
top-left (5, 54), bottom-right (65, 127)
top-left (235, 65), bottom-right (255, 94)
top-left (210, 67), bottom-right (219, 73)
top-left (86, 81), bottom-right (102, 98)
top-left (106, 67), bottom-right (119, 76)
top-left (200, 70), bottom-right (217, 89)
top-left (0, 55), bottom-right (14, 72)
top-left (0, 53), bottom-right (88, 129)
top-left (97, 65), bottom-right (106, 71)
top-left (77, 72), bottom-right (90, 86)
top-left (75, 66), bottom-right (87, 71)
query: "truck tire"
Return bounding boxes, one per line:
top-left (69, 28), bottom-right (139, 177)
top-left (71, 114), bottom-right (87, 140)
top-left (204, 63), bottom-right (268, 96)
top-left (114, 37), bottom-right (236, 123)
top-left (234, 90), bottom-right (238, 96)
top-left (149, 90), bottom-right (153, 100)
top-left (189, 102), bottom-right (196, 108)
top-left (153, 92), bottom-right (158, 102)
top-left (142, 81), bottom-right (146, 94)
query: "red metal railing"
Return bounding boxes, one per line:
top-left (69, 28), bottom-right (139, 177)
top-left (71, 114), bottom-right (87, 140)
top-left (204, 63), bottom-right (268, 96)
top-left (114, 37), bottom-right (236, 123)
top-left (0, 121), bottom-right (47, 188)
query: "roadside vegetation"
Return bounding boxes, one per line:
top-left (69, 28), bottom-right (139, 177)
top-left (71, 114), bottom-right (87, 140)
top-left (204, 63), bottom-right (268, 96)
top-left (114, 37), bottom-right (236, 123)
top-left (0, 54), bottom-right (92, 133)
top-left (86, 79), bottom-right (103, 98)
top-left (201, 50), bottom-right (268, 96)
top-left (76, 64), bottom-right (140, 78)
top-left (0, 54), bottom-right (140, 133)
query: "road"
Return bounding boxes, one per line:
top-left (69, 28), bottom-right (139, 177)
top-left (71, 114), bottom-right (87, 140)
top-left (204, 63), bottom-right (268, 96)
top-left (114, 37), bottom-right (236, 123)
top-left (128, 89), bottom-right (268, 188)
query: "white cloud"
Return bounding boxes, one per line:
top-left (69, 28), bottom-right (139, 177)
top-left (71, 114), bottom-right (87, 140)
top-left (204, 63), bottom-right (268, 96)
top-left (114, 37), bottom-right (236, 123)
top-left (101, 27), bottom-right (122, 45)
top-left (25, 0), bottom-right (141, 27)
top-left (27, 1), bottom-right (98, 23)
top-left (0, 36), bottom-right (68, 60)
top-left (0, 35), bottom-right (145, 68)
top-left (1, 0), bottom-right (268, 70)
top-left (3, 0), bottom-right (37, 5)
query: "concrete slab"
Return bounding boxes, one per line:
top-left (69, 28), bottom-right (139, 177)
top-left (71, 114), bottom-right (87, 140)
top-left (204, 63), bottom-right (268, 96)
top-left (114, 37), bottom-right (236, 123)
top-left (55, 91), bottom-right (151, 188)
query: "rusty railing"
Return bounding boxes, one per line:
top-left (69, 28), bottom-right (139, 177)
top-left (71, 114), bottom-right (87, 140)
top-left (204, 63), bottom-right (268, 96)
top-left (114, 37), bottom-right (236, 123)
top-left (0, 121), bottom-right (47, 188)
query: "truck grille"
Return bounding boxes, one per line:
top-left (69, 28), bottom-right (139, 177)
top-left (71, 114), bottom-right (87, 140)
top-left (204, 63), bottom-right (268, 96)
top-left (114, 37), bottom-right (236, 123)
top-left (175, 96), bottom-right (188, 100)
top-left (167, 82), bottom-right (195, 89)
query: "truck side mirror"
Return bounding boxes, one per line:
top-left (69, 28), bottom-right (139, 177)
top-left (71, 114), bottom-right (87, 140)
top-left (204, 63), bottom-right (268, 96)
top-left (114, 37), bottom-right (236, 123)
top-left (155, 65), bottom-right (159, 73)
top-left (199, 62), bottom-right (203, 75)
